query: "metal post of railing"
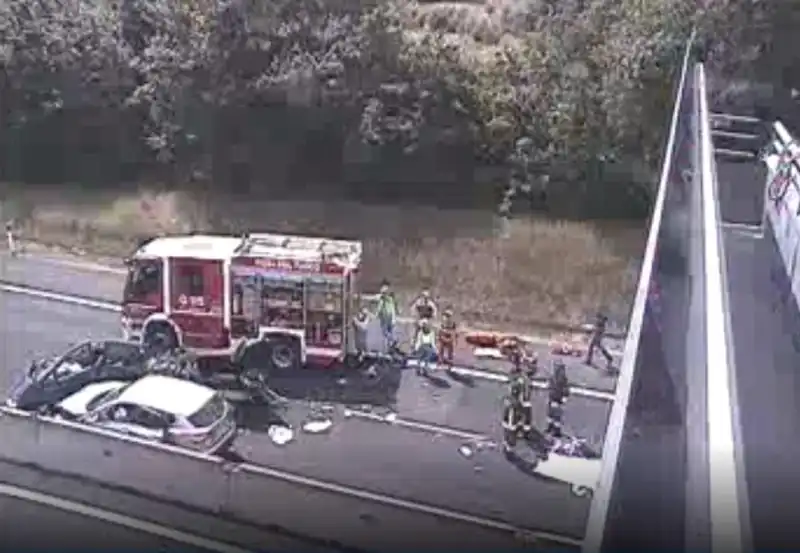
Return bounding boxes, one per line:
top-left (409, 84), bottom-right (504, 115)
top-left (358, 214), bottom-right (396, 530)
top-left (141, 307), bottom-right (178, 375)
top-left (697, 62), bottom-right (750, 553)
top-left (582, 31), bottom-right (696, 553)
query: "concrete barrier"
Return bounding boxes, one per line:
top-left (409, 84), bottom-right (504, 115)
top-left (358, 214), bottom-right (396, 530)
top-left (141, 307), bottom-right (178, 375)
top-left (0, 407), bottom-right (227, 514)
top-left (0, 407), bottom-right (544, 551)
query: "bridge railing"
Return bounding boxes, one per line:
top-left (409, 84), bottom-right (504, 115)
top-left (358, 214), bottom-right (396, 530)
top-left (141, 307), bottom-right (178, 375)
top-left (582, 32), bottom-right (697, 552)
top-left (584, 40), bottom-right (750, 553)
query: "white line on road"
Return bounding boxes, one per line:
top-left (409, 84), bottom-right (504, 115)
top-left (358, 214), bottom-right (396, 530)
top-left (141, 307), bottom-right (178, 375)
top-left (0, 281), bottom-right (122, 311)
top-left (711, 130), bottom-right (759, 140)
top-left (713, 148), bottom-right (756, 159)
top-left (0, 483), bottom-right (253, 553)
top-left (345, 409), bottom-right (489, 442)
top-left (710, 112), bottom-right (762, 124)
top-left (0, 279), bottom-right (615, 402)
top-left (406, 360), bottom-right (616, 402)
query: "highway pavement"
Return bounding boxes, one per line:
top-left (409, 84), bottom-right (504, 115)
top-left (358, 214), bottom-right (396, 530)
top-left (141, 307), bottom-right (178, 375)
top-left (0, 290), bottom-right (610, 540)
top-left (723, 218), bottom-right (800, 550)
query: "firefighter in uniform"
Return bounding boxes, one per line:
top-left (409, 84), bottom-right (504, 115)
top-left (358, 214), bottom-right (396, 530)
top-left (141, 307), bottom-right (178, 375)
top-left (500, 337), bottom-right (534, 450)
top-left (502, 382), bottom-right (524, 452)
top-left (546, 361), bottom-right (571, 438)
top-left (437, 309), bottom-right (457, 373)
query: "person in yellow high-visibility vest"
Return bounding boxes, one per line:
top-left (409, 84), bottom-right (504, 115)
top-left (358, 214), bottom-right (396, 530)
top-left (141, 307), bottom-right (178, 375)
top-left (413, 319), bottom-right (437, 376)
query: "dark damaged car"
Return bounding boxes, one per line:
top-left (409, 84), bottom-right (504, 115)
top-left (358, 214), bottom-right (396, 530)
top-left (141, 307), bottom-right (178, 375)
top-left (6, 340), bottom-right (152, 412)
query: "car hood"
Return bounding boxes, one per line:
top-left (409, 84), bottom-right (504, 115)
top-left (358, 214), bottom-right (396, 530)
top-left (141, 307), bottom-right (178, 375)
top-left (57, 381), bottom-right (127, 416)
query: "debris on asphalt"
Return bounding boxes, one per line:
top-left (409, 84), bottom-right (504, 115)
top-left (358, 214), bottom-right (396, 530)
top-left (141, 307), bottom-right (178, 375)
top-left (267, 425), bottom-right (294, 446)
top-left (384, 412), bottom-right (398, 423)
top-left (459, 445), bottom-right (474, 458)
top-left (302, 418), bottom-right (333, 434)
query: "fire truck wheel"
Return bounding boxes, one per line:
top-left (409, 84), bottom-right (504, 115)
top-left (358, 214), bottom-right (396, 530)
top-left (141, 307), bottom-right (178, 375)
top-left (143, 322), bottom-right (178, 355)
top-left (268, 337), bottom-right (301, 371)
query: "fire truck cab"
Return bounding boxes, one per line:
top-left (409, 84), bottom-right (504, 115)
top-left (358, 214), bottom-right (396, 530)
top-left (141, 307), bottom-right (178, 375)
top-left (121, 232), bottom-right (363, 372)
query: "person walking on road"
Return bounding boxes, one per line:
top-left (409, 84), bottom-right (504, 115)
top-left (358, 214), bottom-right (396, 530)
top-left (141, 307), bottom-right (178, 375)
top-left (5, 220), bottom-right (18, 257)
top-left (412, 319), bottom-right (437, 376)
top-left (351, 306), bottom-right (370, 364)
top-left (585, 310), bottom-right (614, 372)
top-left (546, 361), bottom-right (571, 438)
top-left (411, 288), bottom-right (438, 325)
top-left (376, 282), bottom-right (398, 353)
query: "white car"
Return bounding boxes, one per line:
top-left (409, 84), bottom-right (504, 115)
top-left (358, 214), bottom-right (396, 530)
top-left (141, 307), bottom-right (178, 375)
top-left (52, 375), bottom-right (238, 455)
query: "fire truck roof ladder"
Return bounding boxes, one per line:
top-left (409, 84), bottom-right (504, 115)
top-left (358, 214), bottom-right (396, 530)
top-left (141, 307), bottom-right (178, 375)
top-left (234, 233), bottom-right (363, 268)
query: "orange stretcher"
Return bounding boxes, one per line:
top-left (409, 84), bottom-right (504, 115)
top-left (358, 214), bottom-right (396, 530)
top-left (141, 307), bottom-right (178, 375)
top-left (464, 331), bottom-right (505, 348)
top-left (466, 330), bottom-right (587, 357)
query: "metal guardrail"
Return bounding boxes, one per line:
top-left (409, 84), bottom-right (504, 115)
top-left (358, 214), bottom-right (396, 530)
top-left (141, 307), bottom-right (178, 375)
top-left (582, 33), bottom-right (696, 553)
top-left (697, 64), bottom-right (749, 553)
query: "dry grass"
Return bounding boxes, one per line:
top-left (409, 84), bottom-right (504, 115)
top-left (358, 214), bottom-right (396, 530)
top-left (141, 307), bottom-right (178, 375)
top-left (1, 186), bottom-right (644, 331)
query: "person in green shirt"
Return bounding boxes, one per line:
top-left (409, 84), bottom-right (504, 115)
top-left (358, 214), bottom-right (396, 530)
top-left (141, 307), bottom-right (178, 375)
top-left (376, 282), bottom-right (398, 351)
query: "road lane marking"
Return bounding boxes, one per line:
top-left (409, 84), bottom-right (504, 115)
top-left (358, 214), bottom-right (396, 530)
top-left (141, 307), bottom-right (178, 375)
top-left (0, 280), bottom-right (615, 402)
top-left (405, 360), bottom-right (615, 402)
top-left (344, 409), bottom-right (489, 442)
top-left (0, 254), bottom-right (128, 275)
top-left (0, 482), bottom-right (253, 553)
top-left (0, 281), bottom-right (122, 311)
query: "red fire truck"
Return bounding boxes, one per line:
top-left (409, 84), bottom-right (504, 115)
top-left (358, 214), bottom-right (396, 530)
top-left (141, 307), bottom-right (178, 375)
top-left (120, 232), bottom-right (363, 372)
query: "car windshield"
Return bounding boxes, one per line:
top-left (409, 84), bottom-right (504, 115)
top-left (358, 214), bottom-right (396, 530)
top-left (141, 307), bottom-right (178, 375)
top-left (99, 341), bottom-right (146, 365)
top-left (27, 359), bottom-right (55, 379)
top-left (61, 342), bottom-right (96, 366)
top-left (187, 394), bottom-right (226, 428)
top-left (86, 384), bottom-right (129, 412)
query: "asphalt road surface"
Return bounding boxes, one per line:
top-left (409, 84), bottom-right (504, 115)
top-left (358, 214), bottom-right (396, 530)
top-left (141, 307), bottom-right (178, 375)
top-left (0, 289), bottom-right (610, 539)
top-left (723, 217), bottom-right (800, 549)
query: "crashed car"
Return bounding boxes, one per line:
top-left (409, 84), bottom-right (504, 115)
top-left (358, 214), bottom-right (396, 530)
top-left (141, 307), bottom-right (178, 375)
top-left (51, 375), bottom-right (238, 455)
top-left (6, 340), bottom-right (151, 412)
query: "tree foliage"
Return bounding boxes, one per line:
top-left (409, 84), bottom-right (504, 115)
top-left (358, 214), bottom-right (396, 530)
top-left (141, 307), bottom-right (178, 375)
top-left (0, 0), bottom-right (763, 217)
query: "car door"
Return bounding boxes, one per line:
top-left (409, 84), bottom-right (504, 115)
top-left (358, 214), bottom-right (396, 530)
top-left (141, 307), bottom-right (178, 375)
top-left (123, 406), bottom-right (172, 441)
top-left (90, 403), bottom-right (154, 439)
